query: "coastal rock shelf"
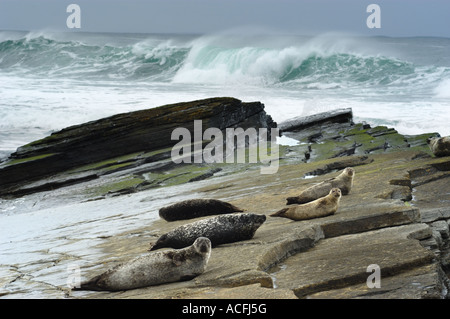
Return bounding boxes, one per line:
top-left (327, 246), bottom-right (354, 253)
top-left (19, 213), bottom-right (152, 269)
top-left (70, 150), bottom-right (450, 299)
top-left (0, 97), bottom-right (275, 197)
top-left (1, 97), bottom-right (449, 299)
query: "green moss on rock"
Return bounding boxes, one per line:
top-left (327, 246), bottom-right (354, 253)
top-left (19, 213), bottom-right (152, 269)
top-left (86, 176), bottom-right (145, 197)
top-left (1, 153), bottom-right (56, 167)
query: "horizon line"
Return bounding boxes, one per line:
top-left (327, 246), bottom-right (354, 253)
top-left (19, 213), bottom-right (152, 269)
top-left (1, 28), bottom-right (450, 40)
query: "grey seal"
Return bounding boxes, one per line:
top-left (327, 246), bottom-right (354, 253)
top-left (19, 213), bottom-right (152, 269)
top-left (427, 136), bottom-right (450, 157)
top-left (74, 237), bottom-right (211, 291)
top-left (271, 188), bottom-right (342, 221)
top-left (159, 198), bottom-right (243, 222)
top-left (286, 167), bottom-right (354, 205)
top-left (149, 213), bottom-right (266, 251)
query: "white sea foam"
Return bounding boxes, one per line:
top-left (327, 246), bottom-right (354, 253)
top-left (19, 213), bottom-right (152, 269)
top-left (1, 31), bottom-right (450, 155)
top-left (172, 33), bottom-right (358, 85)
top-left (434, 78), bottom-right (450, 98)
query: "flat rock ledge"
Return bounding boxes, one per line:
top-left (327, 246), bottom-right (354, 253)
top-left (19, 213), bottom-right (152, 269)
top-left (69, 150), bottom-right (450, 299)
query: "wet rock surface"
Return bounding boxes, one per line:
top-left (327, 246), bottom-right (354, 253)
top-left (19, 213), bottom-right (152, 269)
top-left (60, 150), bottom-right (450, 300)
top-left (1, 99), bottom-right (449, 299)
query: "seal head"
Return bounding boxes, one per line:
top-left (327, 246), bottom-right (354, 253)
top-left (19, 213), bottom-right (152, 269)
top-left (427, 136), bottom-right (450, 157)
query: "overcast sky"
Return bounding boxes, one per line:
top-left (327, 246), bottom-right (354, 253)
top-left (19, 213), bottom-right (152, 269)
top-left (1, 0), bottom-right (449, 37)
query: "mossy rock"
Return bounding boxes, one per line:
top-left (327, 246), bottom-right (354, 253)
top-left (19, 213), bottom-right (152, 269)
top-left (0, 153), bottom-right (56, 167)
top-left (84, 176), bottom-right (146, 197)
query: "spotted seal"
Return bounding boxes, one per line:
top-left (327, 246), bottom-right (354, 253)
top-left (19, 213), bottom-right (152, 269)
top-left (149, 213), bottom-right (266, 251)
top-left (427, 136), bottom-right (450, 157)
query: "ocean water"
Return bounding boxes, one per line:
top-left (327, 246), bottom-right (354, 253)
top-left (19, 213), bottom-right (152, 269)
top-left (1, 30), bottom-right (450, 159)
top-left (1, 30), bottom-right (450, 298)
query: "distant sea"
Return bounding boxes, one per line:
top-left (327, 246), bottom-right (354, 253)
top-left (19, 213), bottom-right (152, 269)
top-left (1, 30), bottom-right (450, 159)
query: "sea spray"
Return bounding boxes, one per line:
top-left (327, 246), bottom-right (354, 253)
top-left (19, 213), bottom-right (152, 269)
top-left (1, 31), bottom-right (447, 88)
top-left (434, 78), bottom-right (450, 98)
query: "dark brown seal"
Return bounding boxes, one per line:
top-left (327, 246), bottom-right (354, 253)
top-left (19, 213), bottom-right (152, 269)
top-left (159, 198), bottom-right (244, 222)
top-left (73, 237), bottom-right (211, 291)
top-left (149, 213), bottom-right (266, 251)
top-left (271, 188), bottom-right (342, 221)
top-left (286, 167), bottom-right (354, 205)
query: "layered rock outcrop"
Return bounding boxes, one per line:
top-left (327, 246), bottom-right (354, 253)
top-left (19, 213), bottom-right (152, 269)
top-left (0, 97), bottom-right (275, 197)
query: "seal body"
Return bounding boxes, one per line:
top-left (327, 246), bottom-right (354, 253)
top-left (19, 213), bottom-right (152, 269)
top-left (74, 237), bottom-right (211, 291)
top-left (427, 136), bottom-right (450, 157)
top-left (149, 213), bottom-right (266, 251)
top-left (159, 198), bottom-right (243, 222)
top-left (272, 188), bottom-right (342, 221)
top-left (286, 167), bottom-right (354, 205)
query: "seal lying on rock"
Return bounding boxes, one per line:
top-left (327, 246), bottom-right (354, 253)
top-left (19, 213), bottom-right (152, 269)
top-left (271, 188), bottom-right (342, 221)
top-left (159, 198), bottom-right (244, 222)
top-left (74, 237), bottom-right (211, 291)
top-left (427, 136), bottom-right (450, 157)
top-left (286, 167), bottom-right (354, 205)
top-left (149, 213), bottom-right (266, 251)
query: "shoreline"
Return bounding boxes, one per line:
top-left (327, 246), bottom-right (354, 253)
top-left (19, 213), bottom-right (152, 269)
top-left (0, 98), bottom-right (449, 299)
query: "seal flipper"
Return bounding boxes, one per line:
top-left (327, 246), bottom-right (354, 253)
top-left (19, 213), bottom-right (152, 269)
top-left (166, 251), bottom-right (186, 266)
top-left (286, 197), bottom-right (297, 205)
top-left (230, 204), bottom-right (245, 212)
top-left (148, 242), bottom-right (157, 251)
top-left (148, 234), bottom-right (168, 251)
top-left (270, 207), bottom-right (289, 218)
top-left (73, 274), bottom-right (104, 291)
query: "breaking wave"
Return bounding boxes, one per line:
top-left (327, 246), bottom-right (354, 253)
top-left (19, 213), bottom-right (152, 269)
top-left (1, 31), bottom-right (449, 91)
